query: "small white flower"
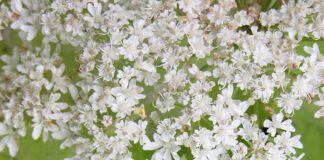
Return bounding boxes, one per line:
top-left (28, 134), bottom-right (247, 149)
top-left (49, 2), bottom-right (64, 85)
top-left (314, 88), bottom-right (324, 118)
top-left (0, 123), bottom-right (20, 157)
top-left (192, 128), bottom-right (215, 149)
top-left (188, 36), bottom-right (212, 58)
top-left (213, 62), bottom-right (234, 86)
top-left (254, 75), bottom-right (275, 103)
top-left (252, 44), bottom-right (273, 67)
top-left (98, 62), bottom-right (115, 81)
top-left (84, 0), bottom-right (104, 29)
top-left (191, 93), bottom-right (212, 121)
top-left (111, 79), bottom-right (145, 104)
top-left (143, 134), bottom-right (180, 160)
top-left (291, 76), bottom-right (313, 98)
top-left (155, 92), bottom-right (176, 113)
top-left (263, 112), bottom-right (295, 137)
top-left (274, 132), bottom-right (303, 155)
top-left (118, 36), bottom-right (140, 61)
top-left (214, 120), bottom-right (240, 146)
top-left (260, 9), bottom-right (280, 26)
top-left (108, 96), bottom-right (135, 118)
top-left (50, 64), bottom-right (70, 94)
top-left (276, 93), bottom-right (302, 114)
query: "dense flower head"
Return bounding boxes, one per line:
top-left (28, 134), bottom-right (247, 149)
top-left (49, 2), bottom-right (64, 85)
top-left (0, 0), bottom-right (323, 159)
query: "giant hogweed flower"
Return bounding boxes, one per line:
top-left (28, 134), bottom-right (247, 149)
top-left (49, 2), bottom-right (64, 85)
top-left (0, 0), bottom-right (323, 159)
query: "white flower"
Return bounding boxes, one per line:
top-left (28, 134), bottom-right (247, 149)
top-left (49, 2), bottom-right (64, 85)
top-left (192, 128), bottom-right (215, 149)
top-left (129, 19), bottom-right (154, 40)
top-left (272, 66), bottom-right (289, 89)
top-left (111, 79), bottom-right (145, 104)
top-left (213, 120), bottom-right (240, 146)
top-left (118, 36), bottom-right (140, 61)
top-left (233, 10), bottom-right (253, 27)
top-left (143, 133), bottom-right (180, 160)
top-left (20, 25), bottom-right (38, 41)
top-left (64, 14), bottom-right (84, 37)
top-left (132, 120), bottom-right (148, 145)
top-left (50, 64), bottom-right (70, 94)
top-left (188, 36), bottom-right (212, 58)
top-left (213, 62), bottom-right (234, 86)
top-left (274, 132), bottom-right (303, 154)
top-left (178, 0), bottom-right (202, 18)
top-left (0, 0), bottom-right (322, 159)
top-left (276, 93), bottom-right (302, 114)
top-left (263, 112), bottom-right (295, 137)
top-left (192, 147), bottom-right (226, 160)
top-left (260, 9), bottom-right (280, 26)
top-left (0, 123), bottom-right (20, 157)
top-left (231, 143), bottom-right (248, 159)
top-left (217, 27), bottom-right (236, 46)
top-left (155, 92), bottom-right (176, 113)
top-left (0, 49), bottom-right (20, 75)
top-left (89, 85), bottom-right (111, 113)
top-left (84, 0), bottom-right (104, 29)
top-left (134, 58), bottom-right (160, 86)
top-left (207, 5), bottom-right (229, 25)
top-left (300, 43), bottom-right (324, 82)
top-left (291, 76), bottom-right (313, 98)
top-left (97, 62), bottom-right (115, 81)
top-left (191, 93), bottom-right (212, 121)
top-left (311, 13), bottom-right (324, 39)
top-left (238, 118), bottom-right (259, 140)
top-left (254, 75), bottom-right (275, 103)
top-left (216, 84), bottom-right (249, 116)
top-left (314, 107), bottom-right (324, 119)
top-left (314, 88), bottom-right (324, 118)
top-left (252, 44), bottom-right (273, 67)
top-left (102, 115), bottom-right (113, 127)
top-left (164, 69), bottom-right (187, 90)
top-left (31, 107), bottom-right (59, 141)
top-left (265, 144), bottom-right (286, 160)
top-left (234, 70), bottom-right (254, 90)
top-left (108, 95), bottom-right (135, 118)
top-left (117, 66), bottom-right (140, 87)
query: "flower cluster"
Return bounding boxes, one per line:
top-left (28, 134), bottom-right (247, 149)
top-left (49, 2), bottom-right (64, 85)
top-left (0, 0), bottom-right (323, 159)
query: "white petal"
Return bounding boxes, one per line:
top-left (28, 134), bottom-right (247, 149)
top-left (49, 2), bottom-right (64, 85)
top-left (54, 103), bottom-right (68, 110)
top-left (52, 128), bottom-right (69, 140)
top-left (20, 25), bottom-right (37, 41)
top-left (226, 84), bottom-right (233, 97)
top-left (68, 84), bottom-right (79, 102)
top-left (32, 124), bottom-right (42, 140)
top-left (282, 120), bottom-right (295, 132)
top-left (143, 141), bottom-right (163, 150)
top-left (7, 136), bottom-right (18, 157)
top-left (1, 55), bottom-right (12, 64)
top-left (142, 62), bottom-right (156, 73)
top-left (314, 107), bottom-right (324, 118)
top-left (263, 119), bottom-right (272, 128)
top-left (0, 140), bottom-right (5, 152)
top-left (12, 0), bottom-right (24, 13)
top-left (292, 135), bottom-right (303, 149)
top-left (87, 3), bottom-right (96, 16)
top-left (50, 93), bottom-right (61, 102)
top-left (0, 123), bottom-right (8, 136)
